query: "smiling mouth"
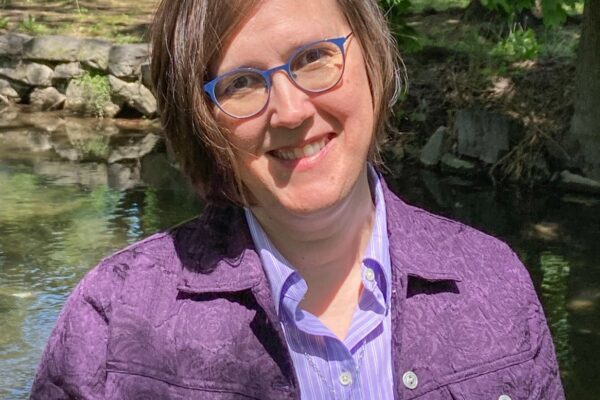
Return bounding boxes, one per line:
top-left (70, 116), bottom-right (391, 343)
top-left (271, 136), bottom-right (331, 161)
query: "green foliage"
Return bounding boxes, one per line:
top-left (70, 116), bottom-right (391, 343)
top-left (491, 26), bottom-right (540, 61)
top-left (72, 136), bottom-right (111, 160)
top-left (0, 16), bottom-right (9, 29)
top-left (379, 0), bottom-right (422, 52)
top-left (409, 0), bottom-right (470, 12)
top-left (72, 72), bottom-right (112, 118)
top-left (539, 252), bottom-right (574, 379)
top-left (481, 0), bottom-right (583, 27)
top-left (18, 14), bottom-right (51, 34)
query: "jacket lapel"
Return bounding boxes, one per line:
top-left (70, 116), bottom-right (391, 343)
top-left (173, 203), bottom-right (300, 398)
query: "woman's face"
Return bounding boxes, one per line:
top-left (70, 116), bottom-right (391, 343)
top-left (213, 0), bottom-right (374, 217)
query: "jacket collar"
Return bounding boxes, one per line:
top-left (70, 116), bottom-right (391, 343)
top-left (173, 204), bottom-right (265, 294)
top-left (382, 176), bottom-right (463, 283)
top-left (173, 176), bottom-right (462, 294)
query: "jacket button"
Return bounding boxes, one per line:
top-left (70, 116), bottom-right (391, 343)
top-left (499, 396), bottom-right (512, 400)
top-left (402, 371), bottom-right (418, 389)
top-left (365, 268), bottom-right (375, 281)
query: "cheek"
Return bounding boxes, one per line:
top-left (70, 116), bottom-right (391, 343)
top-left (217, 117), bottom-right (266, 160)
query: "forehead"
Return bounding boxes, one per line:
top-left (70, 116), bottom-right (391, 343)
top-left (214, 0), bottom-right (349, 73)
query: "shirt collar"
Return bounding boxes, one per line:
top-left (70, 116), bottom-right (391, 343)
top-left (244, 164), bottom-right (392, 316)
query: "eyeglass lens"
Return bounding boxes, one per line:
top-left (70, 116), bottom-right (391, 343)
top-left (214, 40), bottom-right (345, 118)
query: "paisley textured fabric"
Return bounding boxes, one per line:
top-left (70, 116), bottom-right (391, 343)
top-left (31, 179), bottom-right (565, 399)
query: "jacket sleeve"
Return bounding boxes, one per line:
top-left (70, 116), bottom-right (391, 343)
top-left (30, 266), bottom-right (110, 400)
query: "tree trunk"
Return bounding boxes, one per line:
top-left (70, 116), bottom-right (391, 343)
top-left (570, 0), bottom-right (600, 179)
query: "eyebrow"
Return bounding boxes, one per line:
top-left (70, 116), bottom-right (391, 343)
top-left (216, 34), bottom-right (335, 77)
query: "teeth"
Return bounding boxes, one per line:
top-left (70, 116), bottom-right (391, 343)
top-left (275, 138), bottom-right (327, 161)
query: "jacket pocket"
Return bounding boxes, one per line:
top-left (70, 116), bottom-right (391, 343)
top-left (105, 369), bottom-right (264, 400)
top-left (447, 358), bottom-right (535, 400)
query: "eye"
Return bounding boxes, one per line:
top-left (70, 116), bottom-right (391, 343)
top-left (292, 44), bottom-right (338, 71)
top-left (300, 49), bottom-right (322, 65)
top-left (218, 72), bottom-right (264, 96)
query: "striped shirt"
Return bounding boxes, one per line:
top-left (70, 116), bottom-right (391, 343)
top-left (244, 166), bottom-right (393, 399)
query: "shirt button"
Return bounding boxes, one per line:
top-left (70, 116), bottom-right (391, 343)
top-left (402, 371), bottom-right (418, 389)
top-left (339, 371), bottom-right (353, 386)
top-left (365, 268), bottom-right (375, 282)
top-left (499, 396), bottom-right (512, 400)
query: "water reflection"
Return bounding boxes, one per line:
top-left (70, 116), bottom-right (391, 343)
top-left (1, 116), bottom-right (599, 398)
top-left (0, 116), bottom-right (201, 397)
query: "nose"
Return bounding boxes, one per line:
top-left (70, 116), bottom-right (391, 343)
top-left (268, 72), bottom-right (315, 129)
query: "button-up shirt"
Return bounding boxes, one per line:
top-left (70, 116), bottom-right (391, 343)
top-left (245, 168), bottom-right (394, 399)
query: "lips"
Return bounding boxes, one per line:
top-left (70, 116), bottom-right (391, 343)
top-left (271, 136), bottom-right (331, 161)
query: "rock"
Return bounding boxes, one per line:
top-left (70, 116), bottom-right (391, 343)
top-left (64, 117), bottom-right (120, 138)
top-left (53, 146), bottom-right (81, 161)
top-left (0, 79), bottom-right (20, 101)
top-left (0, 107), bottom-right (19, 126)
top-left (440, 153), bottom-right (477, 176)
top-left (419, 169), bottom-right (448, 207)
top-left (108, 162), bottom-right (141, 190)
top-left (420, 126), bottom-right (448, 167)
top-left (32, 160), bottom-right (109, 187)
top-left (0, 33), bottom-right (32, 57)
top-left (0, 129), bottom-right (53, 152)
top-left (571, 135), bottom-right (600, 181)
top-left (53, 62), bottom-right (85, 80)
top-left (108, 133), bottom-right (161, 163)
top-left (558, 171), bottom-right (600, 194)
top-left (17, 112), bottom-right (65, 133)
top-left (78, 39), bottom-right (112, 71)
top-left (108, 44), bottom-right (149, 78)
top-left (30, 87), bottom-right (66, 111)
top-left (456, 109), bottom-right (522, 164)
top-left (22, 35), bottom-right (82, 63)
top-left (544, 136), bottom-right (574, 169)
top-left (64, 78), bottom-right (120, 118)
top-left (0, 62), bottom-right (54, 86)
top-left (140, 63), bottom-right (152, 89)
top-left (109, 75), bottom-right (157, 117)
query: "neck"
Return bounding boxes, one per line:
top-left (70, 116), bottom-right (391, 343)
top-left (251, 167), bottom-right (375, 275)
top-left (250, 167), bottom-right (375, 338)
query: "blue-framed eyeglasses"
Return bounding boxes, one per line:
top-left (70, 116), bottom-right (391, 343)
top-left (204, 32), bottom-right (353, 119)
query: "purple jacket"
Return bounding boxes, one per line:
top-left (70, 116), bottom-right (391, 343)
top-left (31, 182), bottom-right (565, 399)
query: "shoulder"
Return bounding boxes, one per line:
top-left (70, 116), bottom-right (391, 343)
top-left (383, 183), bottom-right (563, 398)
top-left (385, 187), bottom-right (531, 288)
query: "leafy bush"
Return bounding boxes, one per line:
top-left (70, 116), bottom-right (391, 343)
top-left (481, 0), bottom-right (583, 26)
top-left (379, 0), bottom-right (422, 52)
top-left (491, 26), bottom-right (540, 61)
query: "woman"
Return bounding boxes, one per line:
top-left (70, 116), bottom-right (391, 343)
top-left (32, 0), bottom-right (564, 399)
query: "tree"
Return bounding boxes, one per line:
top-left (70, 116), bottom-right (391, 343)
top-left (569, 0), bottom-right (600, 179)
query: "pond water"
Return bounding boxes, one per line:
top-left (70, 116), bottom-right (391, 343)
top-left (0, 114), bottom-right (598, 399)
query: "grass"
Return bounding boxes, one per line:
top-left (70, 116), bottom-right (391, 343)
top-left (18, 14), bottom-right (53, 34)
top-left (72, 72), bottom-right (112, 118)
top-left (409, 0), bottom-right (470, 13)
top-left (3, 0), bottom-right (151, 42)
top-left (408, 7), bottom-right (581, 63)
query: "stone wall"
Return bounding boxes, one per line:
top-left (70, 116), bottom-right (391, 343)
top-left (0, 33), bottom-right (156, 118)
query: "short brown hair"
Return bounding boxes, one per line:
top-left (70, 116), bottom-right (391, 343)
top-left (151, 0), bottom-right (402, 205)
